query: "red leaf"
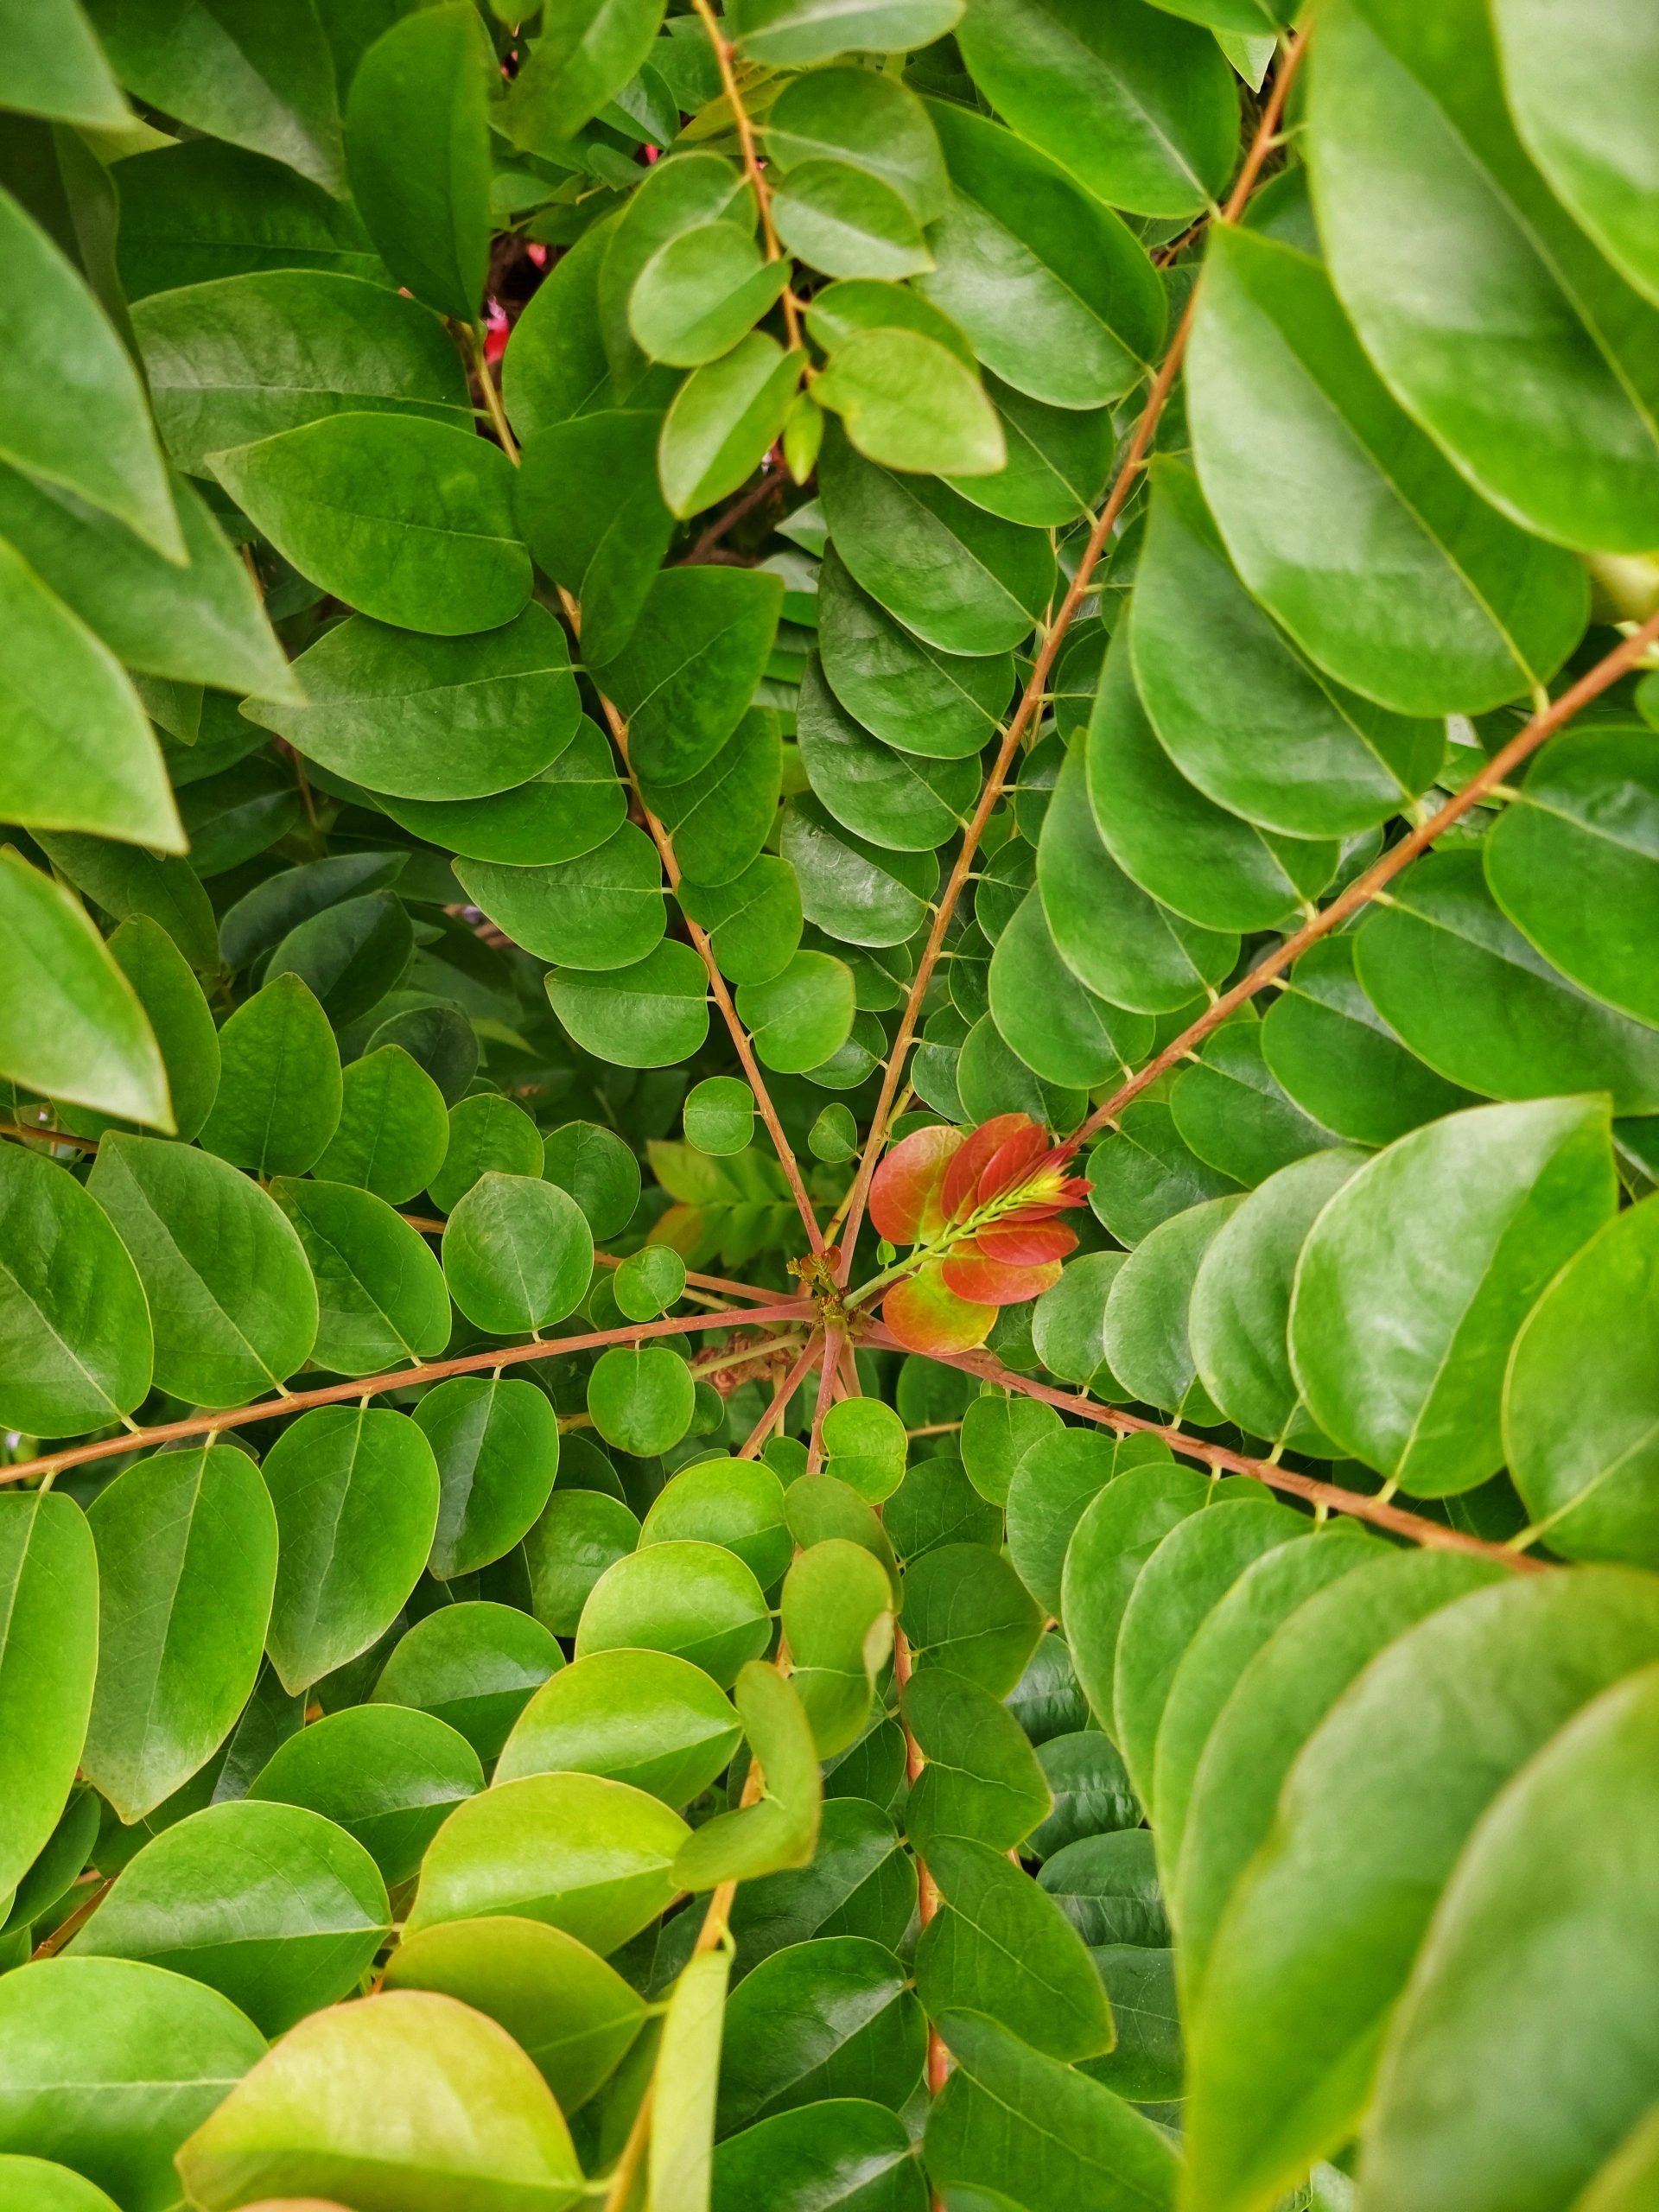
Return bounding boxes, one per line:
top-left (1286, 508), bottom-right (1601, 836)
top-left (870, 1123), bottom-right (964, 1244)
top-left (970, 1219), bottom-right (1078, 1266)
top-left (976, 1121), bottom-right (1052, 1206)
top-left (883, 1261), bottom-right (996, 1354)
top-left (941, 1249), bottom-right (1065, 1306)
top-left (940, 1114), bottom-right (1035, 1222)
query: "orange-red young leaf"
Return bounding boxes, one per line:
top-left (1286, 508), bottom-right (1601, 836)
top-left (969, 1219), bottom-right (1078, 1266)
top-left (941, 1113), bottom-right (1035, 1221)
top-left (940, 1249), bottom-right (1065, 1306)
top-left (883, 1261), bottom-right (996, 1354)
top-left (870, 1122), bottom-right (965, 1244)
top-left (976, 1120), bottom-right (1052, 1205)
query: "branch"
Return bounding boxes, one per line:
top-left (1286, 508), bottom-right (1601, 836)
top-left (834, 33), bottom-right (1311, 1276)
top-left (863, 1324), bottom-right (1548, 1573)
top-left (737, 1332), bottom-right (823, 1456)
top-left (1065, 601), bottom-right (1659, 1156)
top-left (689, 0), bottom-right (802, 352)
top-left (0, 1302), bottom-right (812, 1491)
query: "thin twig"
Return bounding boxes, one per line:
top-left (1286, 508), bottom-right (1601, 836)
top-left (834, 34), bottom-right (1311, 1276)
top-left (865, 1325), bottom-right (1548, 1572)
top-left (689, 0), bottom-right (802, 351)
top-left (681, 454), bottom-right (783, 563)
top-left (0, 1303), bottom-right (812, 1491)
top-left (1064, 601), bottom-right (1659, 1157)
top-left (737, 1332), bottom-right (823, 1456)
top-left (31, 1878), bottom-right (111, 1959)
top-left (804, 1329), bottom-right (841, 1474)
top-left (0, 1119), bottom-right (97, 1153)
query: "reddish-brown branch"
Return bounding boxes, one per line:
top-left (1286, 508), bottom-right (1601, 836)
top-left (737, 1332), bottom-right (824, 1457)
top-left (0, 1120), bottom-right (98, 1154)
top-left (31, 1878), bottom-right (111, 1960)
top-left (1066, 603), bottom-right (1659, 1155)
top-left (0, 1302), bottom-right (811, 1491)
top-left (804, 1329), bottom-right (842, 1474)
top-left (689, 0), bottom-right (802, 352)
top-left (836, 35), bottom-right (1310, 1276)
top-left (865, 1325), bottom-right (1547, 1572)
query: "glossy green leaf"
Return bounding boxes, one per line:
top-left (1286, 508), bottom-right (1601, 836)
top-left (649, 1946), bottom-right (729, 2212)
top-left (816, 546), bottom-right (1010, 761)
top-left (507, 0), bottom-right (665, 147)
top-left (1087, 1100), bottom-right (1242, 1247)
top-left (658, 334), bottom-right (803, 518)
top-left (1184, 1567), bottom-right (1659, 2212)
top-left (712, 2100), bottom-right (925, 2212)
top-left (459, 822), bottom-right (664, 972)
top-left (681, 856), bottom-right (802, 988)
top-left (729, 0), bottom-right (961, 62)
top-left (642, 708), bottom-right (780, 888)
top-left (0, 2157), bottom-right (122, 2212)
top-left (250, 1702), bottom-right (484, 1888)
top-left (1062, 1463), bottom-right (1217, 1738)
top-left (442, 1171), bottom-right (594, 1334)
top-left (211, 414), bottom-right (530, 635)
top-left (904, 1542), bottom-right (1041, 1697)
top-left (674, 1660), bottom-right (822, 1888)
top-left (796, 660), bottom-right (978, 854)
top-left (631, 222), bottom-right (790, 365)
top-left (783, 1540), bottom-right (894, 1758)
top-left (728, 1796), bottom-right (913, 1967)
top-left (371, 1602), bottom-right (561, 1762)
top-left (1290, 1096), bottom-right (1617, 1494)
top-left (1029, 1728), bottom-right (1141, 1859)
top-left (58, 920), bottom-right (213, 1147)
top-left (176, 1988), bottom-right (582, 2212)
top-left (1129, 462), bottom-right (1446, 836)
top-left (642, 1457), bottom-right (790, 1586)
top-left (0, 1497), bottom-right (98, 1897)
top-left (1306, 0), bottom-right (1659, 554)
top-left (1102, 1198), bottom-right (1238, 1422)
top-left (957, 0), bottom-right (1237, 218)
top-left (416, 1375), bottom-right (562, 1579)
top-left (273, 1178), bottom-right (448, 1374)
top-left (261, 1406), bottom-right (440, 1691)
top-left (268, 888), bottom-right (414, 1026)
top-left (498, 1646), bottom-right (740, 1808)
top-left (0, 0), bottom-right (128, 127)
top-left (0, 1957), bottom-right (264, 2212)
top-left (381, 717), bottom-right (626, 868)
top-left (577, 1537), bottom-right (770, 1688)
top-left (917, 102), bottom-right (1165, 409)
top-left (737, 950), bottom-right (857, 1074)
top-left (83, 1446), bottom-right (278, 1821)
top-left (311, 1043), bottom-right (449, 1203)
top-left (427, 1094), bottom-right (543, 1217)
top-left (1172, 1014), bottom-right (1343, 1188)
top-left (1006, 1428), bottom-right (1121, 1616)
top-left (0, 853), bottom-right (171, 1130)
top-left (1189, 226), bottom-right (1586, 715)
top-left (822, 1395), bottom-right (907, 1504)
top-left (516, 411), bottom-right (673, 666)
top-left (196, 974), bottom-right (340, 1176)
top-left (718, 1937), bottom-right (925, 2135)
top-left (917, 1836), bottom-right (1112, 2060)
top-left (0, 1145), bottom-right (152, 1437)
top-left (903, 1667), bottom-right (1050, 1853)
top-left (524, 1488), bottom-right (640, 1637)
top-left (344, 3), bottom-right (493, 323)
top-left (69, 1799), bottom-right (387, 2036)
top-left (591, 564), bottom-right (782, 785)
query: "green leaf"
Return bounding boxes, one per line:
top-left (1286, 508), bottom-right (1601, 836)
top-left (645, 709), bottom-right (781, 892)
top-left (987, 892), bottom-right (1146, 1092)
top-left (0, 0), bottom-right (129, 128)
top-left (577, 1538), bottom-right (770, 1688)
top-left (719, 1938), bottom-right (924, 2136)
top-left (88, 1133), bottom-right (320, 1404)
top-left (1030, 1255), bottom-right (1128, 1395)
top-left (957, 0), bottom-right (1237, 218)
top-left (251, 604), bottom-right (580, 800)
top-left (1189, 1147), bottom-right (1368, 1453)
top-left (736, 950), bottom-right (857, 1074)
top-left (948, 376), bottom-right (1114, 526)
top-left (270, 887), bottom-right (413, 1023)
top-left (1089, 636), bottom-right (1337, 931)
top-left (1184, 1568), bottom-right (1659, 2212)
top-left (211, 414), bottom-right (530, 635)
top-left (0, 1957), bottom-right (264, 2212)
top-left (728, 1796), bottom-right (914, 1967)
top-left (458, 823), bottom-right (664, 972)
top-left (61, 918), bottom-right (218, 1146)
top-left (796, 660), bottom-right (979, 853)
top-left (1112, 1496), bottom-right (1307, 1814)
top-left (591, 564), bottom-right (783, 785)
top-left (0, 1145), bottom-right (152, 1437)
top-left (378, 715), bottom-right (626, 868)
top-left (549, 938), bottom-right (711, 1068)
top-left (114, 135), bottom-right (383, 297)
top-left (135, 270), bottom-right (471, 477)
top-left (1128, 461), bottom-right (1446, 836)
top-left (199, 973), bottom-right (341, 1176)
top-left (261, 1406), bottom-right (440, 1691)
top-left (819, 424), bottom-right (1054, 656)
top-left (1503, 1196), bottom-right (1659, 1567)
top-left (1307, 0), bottom-right (1659, 555)
top-left (250, 1701), bottom-right (483, 1888)
top-left (407, 1768), bottom-right (688, 1953)
top-left (442, 1170), bottom-right (594, 1334)
top-left (1259, 934), bottom-right (1478, 1147)
top-left (682, 855), bottom-right (803, 988)
top-left (674, 1660), bottom-right (822, 1887)
top-left (507, 0), bottom-right (666, 147)
top-left (416, 1374), bottom-right (562, 1579)
top-left (772, 161), bottom-right (932, 282)
top-left (1290, 1096), bottom-right (1617, 1494)
top-left (925, 2007), bottom-right (1179, 2212)
top-left (344, 3), bottom-right (493, 323)
top-left (1087, 1100), bottom-right (1241, 1247)
top-left (884, 1450), bottom-right (1001, 1561)
top-left (903, 1667), bottom-right (1051, 1852)
top-left (1102, 1197), bottom-right (1240, 1422)
top-left (1039, 745), bottom-right (1238, 1014)
top-left (371, 1602), bottom-right (562, 1762)
top-left (713, 2101), bottom-right (925, 2212)
top-left (0, 188), bottom-right (181, 558)
top-left (0, 460), bottom-right (292, 700)
top-left (817, 545), bottom-right (1011, 761)
top-left (1172, 1014), bottom-right (1344, 1187)
top-left (630, 223), bottom-right (790, 366)
top-left (385, 1913), bottom-right (645, 2113)
top-left (814, 327), bottom-right (1003, 480)
top-left (543, 1118), bottom-right (642, 1239)
top-left (311, 1042), bottom-right (449, 1203)
top-left (82, 1446), bottom-right (278, 1822)
top-left (1062, 1462), bottom-right (1218, 1738)
top-left (658, 333), bottom-right (804, 518)
top-left (686, 1076), bottom-right (757, 1155)
top-left (1363, 1663), bottom-right (1659, 2212)
top-left (904, 1542), bottom-right (1042, 1697)
top-left (768, 64), bottom-right (947, 221)
top-left (1030, 1728), bottom-right (1141, 1859)
top-left (643, 1456), bottom-right (790, 1586)
top-left (783, 1540), bottom-right (894, 1758)
top-left (516, 412), bottom-right (674, 664)
top-left (526, 1488), bottom-right (641, 1637)
top-left (1484, 727), bottom-right (1659, 1024)
top-left (729, 0), bottom-right (961, 61)
top-left (498, 1646), bottom-right (740, 1807)
top-left (917, 101), bottom-right (1165, 409)
top-left (0, 2157), bottom-right (121, 2212)
top-left (917, 1836), bottom-right (1113, 2061)
top-left (1187, 226), bottom-right (1586, 715)
top-left (86, 0), bottom-right (345, 194)
top-left (176, 1988), bottom-right (582, 2212)
top-left (1357, 849), bottom-right (1659, 1113)
top-left (1007, 1428), bottom-right (1122, 1616)
top-left (0, 852), bottom-right (171, 1129)
top-left (1040, 1827), bottom-right (1167, 1948)
top-left (0, 541), bottom-right (180, 852)
top-left (0, 1497), bottom-right (98, 1898)
top-left (822, 1396), bottom-right (907, 1503)
top-left (650, 1947), bottom-right (730, 2212)
top-left (68, 1799), bottom-right (387, 2037)
top-left (597, 153), bottom-right (753, 394)
top-left (33, 828), bottom-right (218, 974)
